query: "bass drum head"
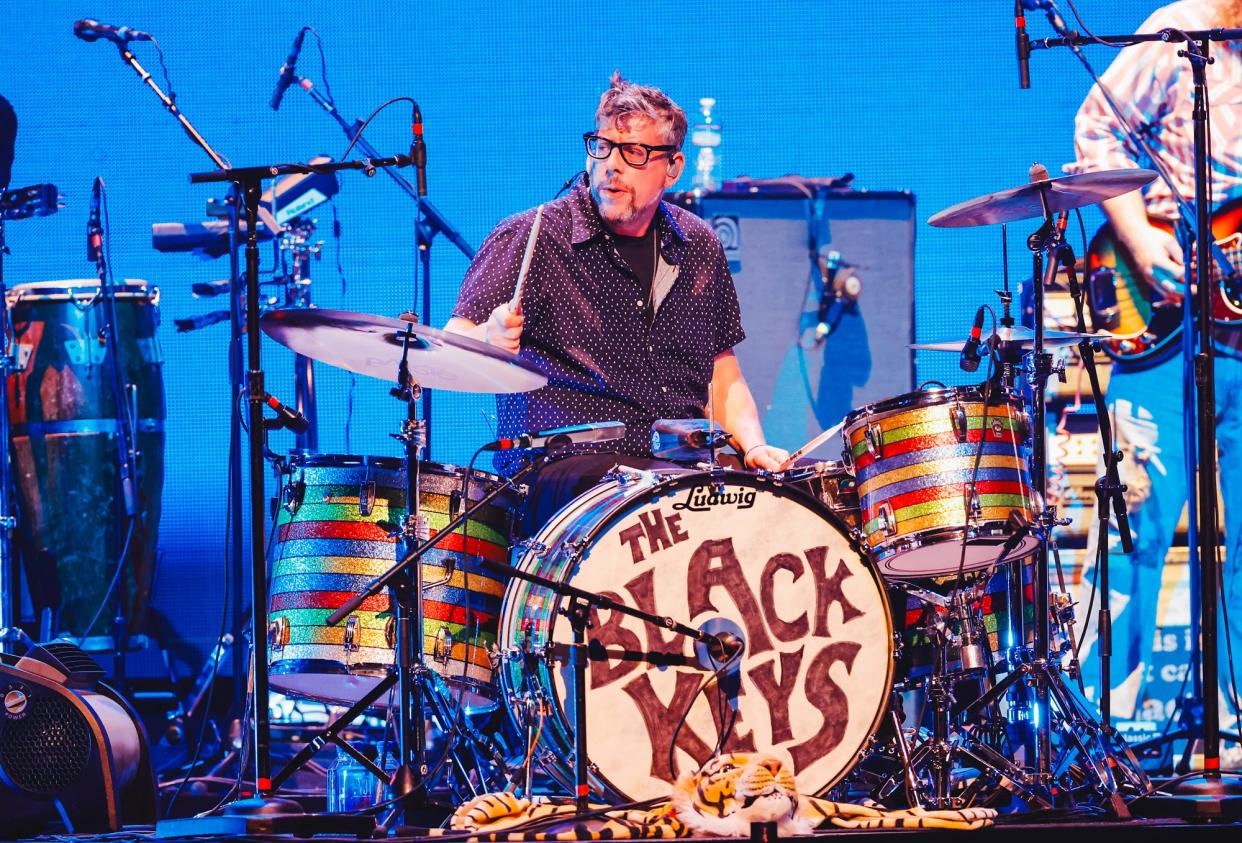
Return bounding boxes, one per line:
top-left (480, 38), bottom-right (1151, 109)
top-left (499, 470), bottom-right (893, 802)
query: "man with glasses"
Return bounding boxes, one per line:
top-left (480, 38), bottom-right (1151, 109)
top-left (446, 73), bottom-right (785, 530)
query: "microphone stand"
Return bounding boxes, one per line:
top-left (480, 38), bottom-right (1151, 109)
top-left (185, 155), bottom-right (416, 824)
top-left (1030, 11), bottom-right (1242, 812)
top-left (87, 179), bottom-right (143, 688)
top-left (292, 78), bottom-right (477, 454)
top-left (93, 37), bottom-right (255, 722)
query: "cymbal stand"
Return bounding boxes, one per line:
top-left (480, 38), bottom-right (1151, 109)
top-left (277, 222), bottom-right (320, 452)
top-left (959, 190), bottom-right (1147, 814)
top-left (875, 582), bottom-right (1051, 810)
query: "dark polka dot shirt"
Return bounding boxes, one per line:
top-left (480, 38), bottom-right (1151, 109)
top-left (453, 178), bottom-right (745, 473)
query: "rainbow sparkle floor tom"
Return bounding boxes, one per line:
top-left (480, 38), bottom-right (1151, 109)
top-left (842, 385), bottom-right (1038, 578)
top-left (266, 454), bottom-right (518, 711)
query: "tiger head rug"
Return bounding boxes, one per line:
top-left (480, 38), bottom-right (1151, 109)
top-left (443, 751), bottom-right (996, 839)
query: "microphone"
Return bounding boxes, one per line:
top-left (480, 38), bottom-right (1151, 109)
top-left (410, 102), bottom-right (427, 196)
top-left (73, 19), bottom-right (153, 44)
top-left (264, 392), bottom-right (310, 434)
top-left (87, 177), bottom-right (103, 264)
top-left (482, 421), bottom-right (626, 451)
top-left (269, 29), bottom-right (308, 112)
top-left (960, 305), bottom-right (986, 372)
top-left (1014, 0), bottom-right (1031, 89)
top-left (650, 419), bottom-right (731, 458)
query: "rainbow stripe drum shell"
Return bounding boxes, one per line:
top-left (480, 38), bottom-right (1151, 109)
top-left (842, 385), bottom-right (1038, 578)
top-left (267, 455), bottom-right (517, 710)
top-left (497, 469), bottom-right (892, 803)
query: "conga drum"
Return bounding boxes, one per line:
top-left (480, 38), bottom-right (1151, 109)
top-left (6, 279), bottom-right (165, 638)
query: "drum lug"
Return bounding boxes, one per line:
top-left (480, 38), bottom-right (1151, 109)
top-left (966, 487), bottom-right (982, 520)
top-left (343, 615), bottom-right (361, 652)
top-left (515, 538), bottom-right (548, 558)
top-left (951, 402), bottom-right (969, 443)
top-left (283, 465), bottom-right (306, 515)
top-left (1015, 409), bottom-right (1031, 443)
top-left (864, 424), bottom-right (885, 459)
top-left (433, 627), bottom-right (454, 665)
top-left (358, 480), bottom-right (377, 516)
top-left (268, 616), bottom-right (290, 651)
top-left (876, 501), bottom-right (896, 536)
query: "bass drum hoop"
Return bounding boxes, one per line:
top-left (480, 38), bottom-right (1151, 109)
top-left (499, 469), bottom-right (892, 802)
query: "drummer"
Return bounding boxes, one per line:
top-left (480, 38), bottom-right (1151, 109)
top-left (445, 72), bottom-right (786, 530)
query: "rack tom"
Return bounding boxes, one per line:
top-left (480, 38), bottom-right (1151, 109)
top-left (842, 385), bottom-right (1038, 578)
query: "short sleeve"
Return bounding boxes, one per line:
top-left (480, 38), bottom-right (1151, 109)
top-left (452, 214), bottom-right (529, 324)
top-left (711, 242), bottom-right (745, 356)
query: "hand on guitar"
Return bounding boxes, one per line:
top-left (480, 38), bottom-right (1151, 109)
top-left (1119, 222), bottom-right (1185, 302)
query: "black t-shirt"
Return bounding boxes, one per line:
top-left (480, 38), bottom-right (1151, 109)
top-left (612, 223), bottom-right (658, 321)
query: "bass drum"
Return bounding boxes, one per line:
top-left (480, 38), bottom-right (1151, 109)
top-left (497, 469), bottom-right (892, 803)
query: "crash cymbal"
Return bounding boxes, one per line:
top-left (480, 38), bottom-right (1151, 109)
top-left (928, 168), bottom-right (1157, 228)
top-left (260, 308), bottom-right (547, 393)
top-left (910, 324), bottom-right (1111, 351)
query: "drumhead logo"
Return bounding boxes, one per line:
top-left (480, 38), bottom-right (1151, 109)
top-left (672, 483), bottom-right (757, 512)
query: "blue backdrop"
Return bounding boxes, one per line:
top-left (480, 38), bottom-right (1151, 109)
top-left (3, 1), bottom-right (1154, 663)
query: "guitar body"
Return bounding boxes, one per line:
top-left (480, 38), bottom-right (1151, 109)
top-left (1085, 197), bottom-right (1242, 363)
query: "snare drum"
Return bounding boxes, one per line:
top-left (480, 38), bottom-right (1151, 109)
top-left (267, 455), bottom-right (518, 711)
top-left (843, 385), bottom-right (1038, 578)
top-left (497, 469), bottom-right (892, 802)
top-left (782, 461), bottom-right (860, 530)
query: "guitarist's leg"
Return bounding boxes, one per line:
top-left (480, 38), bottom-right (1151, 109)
top-left (1212, 351), bottom-right (1242, 732)
top-left (1080, 357), bottom-right (1187, 719)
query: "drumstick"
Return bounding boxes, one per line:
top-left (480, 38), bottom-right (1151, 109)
top-left (510, 203), bottom-right (544, 316)
top-left (779, 418), bottom-right (846, 472)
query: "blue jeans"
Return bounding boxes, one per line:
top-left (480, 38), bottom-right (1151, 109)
top-left (1078, 350), bottom-right (1242, 718)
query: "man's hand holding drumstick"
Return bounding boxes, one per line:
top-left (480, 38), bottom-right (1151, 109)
top-left (445, 204), bottom-right (543, 353)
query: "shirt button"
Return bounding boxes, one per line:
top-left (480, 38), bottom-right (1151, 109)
top-left (661, 385), bottom-right (668, 393)
top-left (636, 299), bottom-right (644, 308)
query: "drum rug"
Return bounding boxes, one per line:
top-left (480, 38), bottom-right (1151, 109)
top-left (417, 751), bottom-right (995, 839)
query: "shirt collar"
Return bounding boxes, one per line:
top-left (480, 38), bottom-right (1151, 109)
top-left (568, 177), bottom-right (687, 263)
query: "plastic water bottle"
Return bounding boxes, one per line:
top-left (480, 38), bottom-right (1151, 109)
top-left (690, 97), bottom-right (722, 194)
top-left (326, 744), bottom-right (384, 812)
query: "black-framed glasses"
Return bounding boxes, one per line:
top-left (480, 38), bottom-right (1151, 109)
top-left (583, 133), bottom-right (679, 167)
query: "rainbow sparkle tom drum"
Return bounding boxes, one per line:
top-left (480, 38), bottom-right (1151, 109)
top-left (842, 385), bottom-right (1038, 578)
top-left (267, 454), bottom-right (517, 711)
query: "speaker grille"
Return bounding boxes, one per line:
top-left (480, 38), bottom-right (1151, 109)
top-left (0, 691), bottom-right (92, 793)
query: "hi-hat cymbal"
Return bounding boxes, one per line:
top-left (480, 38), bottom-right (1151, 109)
top-left (910, 325), bottom-right (1110, 352)
top-left (260, 308), bottom-right (547, 393)
top-left (928, 168), bottom-right (1158, 228)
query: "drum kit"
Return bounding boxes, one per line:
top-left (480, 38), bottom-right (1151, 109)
top-left (231, 163), bottom-right (1160, 817)
top-left (0, 158), bottom-right (1165, 819)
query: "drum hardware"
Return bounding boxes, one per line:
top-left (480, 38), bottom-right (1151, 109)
top-left (0, 184), bottom-right (57, 649)
top-left (926, 169), bottom-right (1154, 814)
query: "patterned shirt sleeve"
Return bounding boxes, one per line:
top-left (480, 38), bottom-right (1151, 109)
top-left (712, 241), bottom-right (746, 357)
top-left (1068, 7), bottom-right (1181, 176)
top-left (452, 212), bottom-right (529, 324)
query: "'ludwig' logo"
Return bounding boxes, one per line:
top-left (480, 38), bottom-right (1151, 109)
top-left (672, 484), bottom-right (757, 512)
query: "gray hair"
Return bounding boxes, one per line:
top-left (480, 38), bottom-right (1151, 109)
top-left (594, 71), bottom-right (688, 149)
